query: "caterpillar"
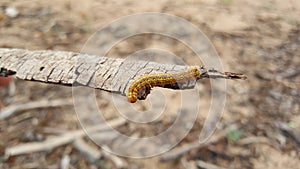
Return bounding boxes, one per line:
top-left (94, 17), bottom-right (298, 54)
top-left (126, 67), bottom-right (201, 103)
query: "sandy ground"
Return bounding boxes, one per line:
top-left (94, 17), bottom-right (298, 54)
top-left (0, 0), bottom-right (299, 169)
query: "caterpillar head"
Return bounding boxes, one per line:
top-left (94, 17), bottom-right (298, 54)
top-left (127, 92), bottom-right (138, 103)
top-left (189, 67), bottom-right (201, 79)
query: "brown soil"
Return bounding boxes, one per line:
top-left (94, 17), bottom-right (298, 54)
top-left (0, 0), bottom-right (299, 169)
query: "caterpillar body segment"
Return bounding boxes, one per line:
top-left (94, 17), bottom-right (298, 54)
top-left (126, 67), bottom-right (201, 103)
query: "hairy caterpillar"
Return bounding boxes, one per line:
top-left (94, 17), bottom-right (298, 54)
top-left (126, 67), bottom-right (201, 103)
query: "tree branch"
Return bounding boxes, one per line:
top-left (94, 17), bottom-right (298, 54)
top-left (0, 48), bottom-right (246, 100)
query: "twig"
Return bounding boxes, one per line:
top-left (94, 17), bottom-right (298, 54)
top-left (0, 99), bottom-right (73, 119)
top-left (199, 67), bottom-right (247, 80)
top-left (208, 145), bottom-right (251, 158)
top-left (196, 160), bottom-right (228, 169)
top-left (42, 127), bottom-right (70, 135)
top-left (275, 121), bottom-right (300, 148)
top-left (60, 155), bottom-right (71, 169)
top-left (237, 136), bottom-right (270, 145)
top-left (4, 118), bottom-right (126, 158)
top-left (181, 158), bottom-right (198, 169)
top-left (73, 138), bottom-right (102, 162)
top-left (160, 133), bottom-right (224, 162)
top-left (160, 124), bottom-right (239, 161)
top-left (102, 145), bottom-right (128, 169)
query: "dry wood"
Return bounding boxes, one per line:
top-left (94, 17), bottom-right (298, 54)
top-left (102, 145), bottom-right (128, 169)
top-left (180, 158), bottom-right (198, 169)
top-left (0, 48), bottom-right (246, 99)
top-left (196, 160), bottom-right (228, 169)
top-left (73, 138), bottom-right (102, 162)
top-left (237, 136), bottom-right (270, 145)
top-left (160, 124), bottom-right (239, 161)
top-left (276, 121), bottom-right (300, 148)
top-left (160, 135), bottom-right (223, 162)
top-left (60, 155), bottom-right (71, 169)
top-left (0, 98), bottom-right (73, 119)
top-left (4, 118), bottom-right (126, 158)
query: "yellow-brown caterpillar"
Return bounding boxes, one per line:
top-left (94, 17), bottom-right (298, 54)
top-left (126, 67), bottom-right (201, 103)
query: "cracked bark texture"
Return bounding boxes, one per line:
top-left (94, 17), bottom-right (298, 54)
top-left (0, 48), bottom-right (196, 96)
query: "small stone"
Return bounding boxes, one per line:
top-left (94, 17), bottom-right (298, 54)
top-left (5, 7), bottom-right (19, 18)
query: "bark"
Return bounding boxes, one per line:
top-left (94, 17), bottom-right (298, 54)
top-left (0, 48), bottom-right (199, 96)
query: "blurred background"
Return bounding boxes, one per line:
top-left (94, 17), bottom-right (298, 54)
top-left (0, 0), bottom-right (299, 169)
